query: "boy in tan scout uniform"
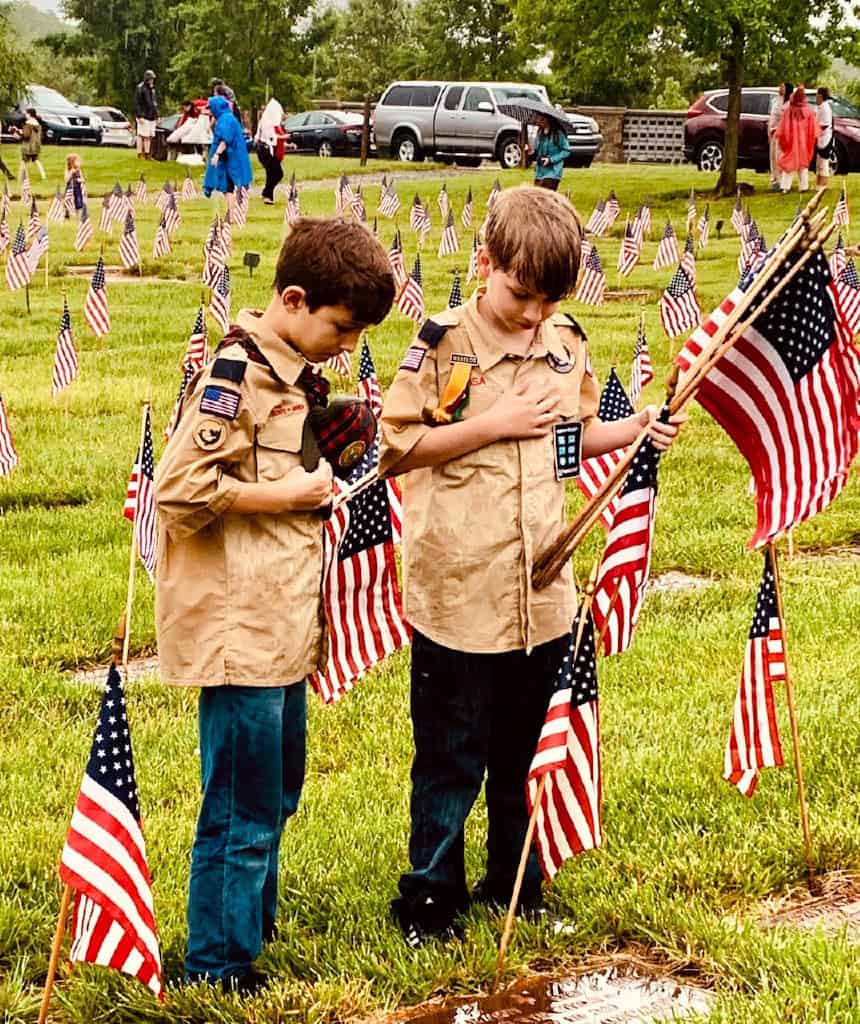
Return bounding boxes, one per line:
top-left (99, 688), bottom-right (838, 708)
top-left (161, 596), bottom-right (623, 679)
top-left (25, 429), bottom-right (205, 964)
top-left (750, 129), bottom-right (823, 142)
top-left (155, 218), bottom-right (395, 991)
top-left (379, 186), bottom-right (684, 946)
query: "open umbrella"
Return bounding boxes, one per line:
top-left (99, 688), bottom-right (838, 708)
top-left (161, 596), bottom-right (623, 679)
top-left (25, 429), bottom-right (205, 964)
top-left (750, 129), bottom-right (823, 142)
top-left (496, 98), bottom-right (575, 134)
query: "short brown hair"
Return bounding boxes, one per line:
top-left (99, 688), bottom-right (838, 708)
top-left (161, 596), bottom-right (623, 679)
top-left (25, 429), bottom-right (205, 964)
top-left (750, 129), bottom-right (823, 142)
top-left (483, 186), bottom-right (582, 301)
top-left (274, 218), bottom-right (396, 325)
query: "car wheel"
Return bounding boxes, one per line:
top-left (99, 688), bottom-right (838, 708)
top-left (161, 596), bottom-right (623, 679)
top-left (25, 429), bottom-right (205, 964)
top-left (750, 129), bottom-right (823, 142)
top-left (696, 139), bottom-right (724, 172)
top-left (317, 140), bottom-right (333, 158)
top-left (392, 131), bottom-right (422, 162)
top-left (498, 135), bottom-right (522, 170)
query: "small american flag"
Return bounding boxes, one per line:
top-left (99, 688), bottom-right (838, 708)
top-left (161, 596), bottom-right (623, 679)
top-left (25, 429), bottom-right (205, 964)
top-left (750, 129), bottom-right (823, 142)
top-left (109, 183), bottom-right (127, 224)
top-left (20, 164), bottom-right (31, 205)
top-left (739, 220), bottom-right (761, 274)
top-left (577, 368), bottom-right (635, 531)
top-left (234, 185), bottom-right (249, 226)
top-left (285, 181), bottom-right (301, 225)
top-left (181, 172), bottom-right (198, 200)
top-left (438, 210), bottom-right (459, 257)
top-left (135, 175), bottom-right (147, 203)
top-left (1, 181), bottom-right (9, 222)
top-left (723, 549), bottom-right (785, 797)
top-left (209, 265), bottom-right (231, 334)
top-left (0, 394), bottom-right (19, 476)
top-left (410, 194), bottom-right (431, 239)
top-left (448, 270), bottom-right (463, 309)
top-left (834, 182), bottom-right (849, 227)
top-left (574, 244), bottom-right (606, 306)
top-left (461, 188), bottom-right (473, 229)
top-left (309, 441), bottom-right (410, 704)
top-left (74, 205), bottom-right (94, 252)
top-left (585, 199), bottom-right (608, 237)
top-left (630, 206), bottom-right (645, 248)
top-left (325, 352), bottom-right (352, 377)
top-left (388, 229), bottom-right (407, 289)
top-left (123, 405), bottom-right (157, 579)
top-left (0, 213), bottom-right (9, 255)
top-left (629, 315), bottom-right (653, 406)
top-left (697, 203), bottom-right (710, 248)
top-left (163, 193), bottom-right (181, 237)
top-left (52, 297), bottom-right (79, 397)
top-left (397, 253), bottom-right (424, 323)
top-left (681, 231), bottom-right (697, 284)
top-left (336, 175), bottom-right (354, 214)
top-left (379, 184), bottom-right (400, 219)
top-left (27, 198), bottom-right (40, 242)
top-left (152, 215), bottom-right (171, 258)
top-left (59, 663), bottom-right (163, 997)
top-left (617, 219), bottom-right (640, 277)
top-left (222, 207), bottom-right (234, 255)
top-left (830, 232), bottom-right (847, 281)
top-left (164, 363), bottom-right (195, 441)
top-left (526, 604), bottom-right (601, 880)
top-left (26, 226), bottom-right (49, 274)
top-left (591, 432), bottom-right (662, 655)
top-left (154, 181), bottom-right (172, 211)
top-left (466, 231), bottom-right (478, 284)
top-left (202, 217), bottom-right (225, 288)
top-left (835, 259), bottom-right (860, 335)
top-left (660, 265), bottom-right (700, 337)
top-left (183, 303), bottom-right (209, 372)
top-left (357, 336), bottom-right (383, 418)
top-left (63, 178), bottom-right (75, 216)
top-left (731, 192), bottom-right (744, 235)
top-left (605, 189), bottom-right (621, 225)
top-left (84, 256), bottom-right (111, 337)
top-left (686, 187), bottom-right (696, 229)
top-left (486, 178), bottom-right (501, 208)
top-left (119, 210), bottom-right (140, 270)
top-left (653, 219), bottom-right (679, 270)
top-left (437, 183), bottom-right (449, 218)
top-left (639, 196), bottom-right (652, 237)
top-left (676, 247), bottom-right (860, 548)
top-left (350, 184), bottom-right (367, 221)
top-left (99, 193), bottom-right (113, 234)
top-left (5, 224), bottom-right (31, 291)
top-left (47, 186), bottom-right (65, 223)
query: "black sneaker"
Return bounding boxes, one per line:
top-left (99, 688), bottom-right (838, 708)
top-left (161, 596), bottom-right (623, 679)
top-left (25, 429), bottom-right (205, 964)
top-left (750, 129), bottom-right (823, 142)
top-left (471, 877), bottom-right (545, 916)
top-left (221, 968), bottom-right (269, 996)
top-left (391, 895), bottom-right (463, 949)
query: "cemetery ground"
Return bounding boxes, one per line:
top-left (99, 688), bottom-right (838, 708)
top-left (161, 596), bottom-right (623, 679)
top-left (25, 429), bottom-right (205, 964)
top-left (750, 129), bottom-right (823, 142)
top-left (0, 147), bottom-right (858, 1023)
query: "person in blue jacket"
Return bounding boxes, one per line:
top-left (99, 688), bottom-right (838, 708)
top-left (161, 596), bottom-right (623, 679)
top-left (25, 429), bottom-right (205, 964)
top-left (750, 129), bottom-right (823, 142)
top-left (532, 114), bottom-right (571, 191)
top-left (203, 95), bottom-right (253, 198)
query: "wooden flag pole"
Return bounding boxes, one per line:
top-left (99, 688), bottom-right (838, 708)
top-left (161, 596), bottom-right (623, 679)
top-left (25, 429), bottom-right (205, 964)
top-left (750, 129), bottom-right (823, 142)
top-left (768, 541), bottom-right (814, 878)
top-left (38, 883), bottom-right (73, 1024)
top-left (492, 564), bottom-right (600, 992)
top-left (121, 403), bottom-right (149, 675)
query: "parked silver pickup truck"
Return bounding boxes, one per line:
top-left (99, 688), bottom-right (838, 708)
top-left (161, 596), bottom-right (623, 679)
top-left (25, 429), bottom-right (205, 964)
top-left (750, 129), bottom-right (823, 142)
top-left (372, 80), bottom-right (603, 170)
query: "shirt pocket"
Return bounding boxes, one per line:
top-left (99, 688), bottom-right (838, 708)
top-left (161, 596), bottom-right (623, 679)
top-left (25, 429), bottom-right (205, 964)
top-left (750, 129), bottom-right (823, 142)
top-left (256, 412), bottom-right (304, 481)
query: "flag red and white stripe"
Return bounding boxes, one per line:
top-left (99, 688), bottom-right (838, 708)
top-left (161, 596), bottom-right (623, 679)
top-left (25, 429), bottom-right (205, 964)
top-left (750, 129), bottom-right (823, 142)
top-left (0, 394), bottom-right (18, 476)
top-left (660, 265), bottom-right (700, 337)
top-left (123, 406), bottom-right (157, 578)
top-left (437, 210), bottom-right (459, 257)
top-left (74, 206), bottom-right (94, 252)
top-left (52, 298), bottom-right (79, 397)
top-left (574, 244), bottom-right (606, 306)
top-left (119, 211), bottom-right (140, 270)
top-left (630, 317), bottom-right (653, 406)
top-left (209, 266), bottom-right (231, 334)
top-left (84, 256), bottom-right (111, 337)
top-left (397, 254), bottom-right (424, 323)
top-left (653, 220), bottom-right (679, 270)
top-left (577, 368), bottom-right (635, 531)
top-left (5, 224), bottom-right (32, 291)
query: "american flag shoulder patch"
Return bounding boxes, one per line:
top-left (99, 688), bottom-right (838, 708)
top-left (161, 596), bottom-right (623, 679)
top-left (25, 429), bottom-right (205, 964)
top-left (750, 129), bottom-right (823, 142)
top-left (400, 344), bottom-right (427, 372)
top-left (200, 384), bottom-right (241, 419)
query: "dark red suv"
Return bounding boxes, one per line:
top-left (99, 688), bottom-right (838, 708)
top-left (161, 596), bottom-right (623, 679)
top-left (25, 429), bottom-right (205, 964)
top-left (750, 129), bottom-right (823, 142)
top-left (684, 87), bottom-right (860, 176)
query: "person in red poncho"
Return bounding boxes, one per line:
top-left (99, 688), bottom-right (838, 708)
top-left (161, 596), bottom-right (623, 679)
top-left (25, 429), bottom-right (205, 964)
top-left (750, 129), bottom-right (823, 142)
top-left (777, 86), bottom-right (818, 193)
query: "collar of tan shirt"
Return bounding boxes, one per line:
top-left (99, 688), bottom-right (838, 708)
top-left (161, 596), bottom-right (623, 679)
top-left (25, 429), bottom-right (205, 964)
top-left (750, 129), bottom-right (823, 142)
top-left (235, 308), bottom-right (307, 386)
top-left (460, 292), bottom-right (572, 371)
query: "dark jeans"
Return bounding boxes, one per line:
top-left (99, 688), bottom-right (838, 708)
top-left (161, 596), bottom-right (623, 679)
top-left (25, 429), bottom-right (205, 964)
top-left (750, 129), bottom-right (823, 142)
top-left (0, 154), bottom-right (12, 179)
top-left (256, 145), bottom-right (284, 201)
top-left (397, 631), bottom-right (568, 920)
top-left (535, 177), bottom-right (561, 191)
top-left (185, 683), bottom-right (306, 982)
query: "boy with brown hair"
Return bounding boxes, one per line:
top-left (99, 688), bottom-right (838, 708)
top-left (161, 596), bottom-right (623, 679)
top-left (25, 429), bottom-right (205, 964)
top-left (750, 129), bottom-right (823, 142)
top-left (156, 218), bottom-right (395, 991)
top-left (379, 186), bottom-right (685, 946)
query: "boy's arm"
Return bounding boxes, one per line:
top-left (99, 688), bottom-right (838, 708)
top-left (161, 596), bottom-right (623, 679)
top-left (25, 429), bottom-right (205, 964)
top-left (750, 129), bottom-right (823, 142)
top-left (582, 406), bottom-right (686, 456)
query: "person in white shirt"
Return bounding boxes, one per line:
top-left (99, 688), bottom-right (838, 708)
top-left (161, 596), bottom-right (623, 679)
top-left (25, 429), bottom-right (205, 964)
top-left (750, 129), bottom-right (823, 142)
top-left (768, 82), bottom-right (793, 191)
top-left (816, 87), bottom-right (834, 187)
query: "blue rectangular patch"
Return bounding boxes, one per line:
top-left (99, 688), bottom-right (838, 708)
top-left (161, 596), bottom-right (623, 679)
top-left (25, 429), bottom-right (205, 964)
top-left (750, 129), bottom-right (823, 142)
top-left (200, 384), bottom-right (241, 420)
top-left (552, 420), bottom-right (583, 480)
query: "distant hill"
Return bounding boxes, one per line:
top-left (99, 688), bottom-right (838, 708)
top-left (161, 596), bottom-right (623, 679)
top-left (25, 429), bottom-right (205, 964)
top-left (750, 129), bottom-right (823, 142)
top-left (2, 0), bottom-right (71, 42)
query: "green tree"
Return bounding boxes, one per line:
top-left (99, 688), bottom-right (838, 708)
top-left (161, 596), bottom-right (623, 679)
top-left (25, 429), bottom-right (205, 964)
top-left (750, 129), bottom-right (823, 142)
top-left (0, 7), bottom-right (30, 110)
top-left (331, 0), bottom-right (418, 100)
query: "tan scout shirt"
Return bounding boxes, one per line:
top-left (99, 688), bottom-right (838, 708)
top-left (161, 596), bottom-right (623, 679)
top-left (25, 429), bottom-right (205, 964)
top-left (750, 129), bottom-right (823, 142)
top-left (155, 309), bottom-right (325, 687)
top-left (379, 295), bottom-right (600, 655)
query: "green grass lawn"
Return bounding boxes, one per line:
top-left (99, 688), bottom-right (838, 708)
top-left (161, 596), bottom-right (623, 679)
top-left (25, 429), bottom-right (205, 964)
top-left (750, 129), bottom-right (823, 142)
top-left (0, 148), bottom-right (858, 1023)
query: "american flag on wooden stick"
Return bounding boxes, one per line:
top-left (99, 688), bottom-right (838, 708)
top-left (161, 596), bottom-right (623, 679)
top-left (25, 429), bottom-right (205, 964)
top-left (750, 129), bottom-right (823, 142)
top-left (221, 206), bottom-right (233, 256)
top-left (350, 184), bottom-right (367, 221)
top-left (466, 231), bottom-right (478, 284)
top-left (653, 219), bottom-right (679, 270)
top-left (379, 184), bottom-right (399, 218)
top-left (461, 188), bottom-right (473, 228)
top-left (123, 405), bottom-right (157, 578)
top-left (1, 181), bottom-right (10, 222)
top-left (47, 186), bottom-right (65, 223)
top-left (119, 210), bottom-right (140, 270)
top-left (617, 219), bottom-right (639, 277)
top-left (574, 243), bottom-right (606, 306)
top-left (697, 203), bottom-right (710, 248)
top-left (639, 196), bottom-right (651, 238)
top-left (152, 215), bottom-right (171, 258)
top-left (59, 663), bottom-right (163, 997)
top-left (209, 265), bottom-right (231, 334)
top-left (202, 217), bottom-right (225, 287)
top-left (723, 549), bottom-right (785, 797)
top-left (830, 232), bottom-right (847, 281)
top-left (154, 181), bottom-right (171, 211)
top-left (27, 198), bottom-right (40, 242)
top-left (605, 190), bottom-right (620, 228)
top-left (629, 315), bottom-right (653, 406)
top-left (0, 213), bottom-right (8, 255)
top-left (681, 231), bottom-right (697, 283)
top-left (437, 182), bottom-right (449, 218)
top-left (182, 303), bottom-right (209, 372)
top-left (285, 180), bottom-right (301, 225)
top-left (659, 265), bottom-right (700, 337)
top-left (84, 256), bottom-right (111, 337)
top-left (181, 171), bottom-right (198, 200)
top-left (26, 226), bottom-right (49, 274)
top-left (836, 259), bottom-right (860, 334)
top-left (577, 368), bottom-right (635, 531)
top-left (74, 204), bottom-right (94, 252)
top-left (135, 175), bottom-right (147, 203)
top-left (834, 182), bottom-right (849, 227)
top-left (99, 193), bottom-right (113, 234)
top-left (591, 432), bottom-right (663, 655)
top-left (438, 210), bottom-right (459, 257)
top-left (20, 164), bottom-right (31, 205)
top-left (5, 224), bottom-right (31, 291)
top-left (235, 185), bottom-right (250, 227)
top-left (526, 602), bottom-right (601, 880)
top-left (52, 297), bottom-right (79, 397)
top-left (388, 229), bottom-right (406, 289)
top-left (686, 187), bottom-right (696, 229)
top-left (410, 194), bottom-right (431, 239)
top-left (357, 336), bottom-right (383, 418)
top-left (163, 193), bottom-right (181, 236)
top-left (398, 253), bottom-right (424, 323)
top-left (109, 183), bottom-right (127, 224)
top-left (731, 192), bottom-right (744, 235)
top-left (448, 269), bottom-right (463, 308)
top-left (676, 247), bottom-right (860, 548)
top-left (585, 199), bottom-right (608, 237)
top-left (0, 394), bottom-right (19, 476)
top-left (63, 179), bottom-right (75, 216)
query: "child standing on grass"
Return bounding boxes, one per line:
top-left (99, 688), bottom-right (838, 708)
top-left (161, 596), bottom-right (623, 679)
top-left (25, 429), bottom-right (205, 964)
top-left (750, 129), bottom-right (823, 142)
top-left (64, 153), bottom-right (86, 214)
top-left (17, 108), bottom-right (46, 180)
top-left (155, 218), bottom-right (395, 993)
top-left (379, 186), bottom-right (686, 947)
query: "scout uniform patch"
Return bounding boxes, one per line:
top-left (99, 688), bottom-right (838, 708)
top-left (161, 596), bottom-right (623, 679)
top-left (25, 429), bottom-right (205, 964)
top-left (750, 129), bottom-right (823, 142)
top-left (546, 347), bottom-right (575, 374)
top-left (193, 418), bottom-right (227, 450)
top-left (400, 345), bottom-right (427, 372)
top-left (433, 353), bottom-right (477, 423)
top-left (552, 421), bottom-right (583, 480)
top-left (200, 384), bottom-right (241, 419)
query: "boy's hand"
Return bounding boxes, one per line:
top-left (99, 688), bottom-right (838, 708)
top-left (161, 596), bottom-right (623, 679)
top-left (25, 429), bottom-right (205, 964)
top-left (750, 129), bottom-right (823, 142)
top-left (485, 378), bottom-right (561, 440)
top-left (279, 463), bottom-right (333, 511)
top-left (640, 405), bottom-right (688, 451)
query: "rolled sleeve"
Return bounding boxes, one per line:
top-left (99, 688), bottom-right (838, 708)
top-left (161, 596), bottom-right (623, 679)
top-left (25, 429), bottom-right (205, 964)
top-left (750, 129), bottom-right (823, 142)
top-left (379, 344), bottom-right (439, 477)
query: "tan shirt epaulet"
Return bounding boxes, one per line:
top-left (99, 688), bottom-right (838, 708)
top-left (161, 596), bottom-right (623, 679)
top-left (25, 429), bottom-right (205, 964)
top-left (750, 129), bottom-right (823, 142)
top-left (550, 310), bottom-right (587, 341)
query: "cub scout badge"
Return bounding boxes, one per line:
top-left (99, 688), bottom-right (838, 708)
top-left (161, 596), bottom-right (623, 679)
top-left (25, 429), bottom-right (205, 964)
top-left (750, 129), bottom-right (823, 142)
top-left (200, 384), bottom-right (241, 420)
top-left (193, 418), bottom-right (227, 451)
top-left (432, 353), bottom-right (477, 423)
top-left (546, 347), bottom-right (575, 374)
top-left (552, 420), bottom-right (583, 480)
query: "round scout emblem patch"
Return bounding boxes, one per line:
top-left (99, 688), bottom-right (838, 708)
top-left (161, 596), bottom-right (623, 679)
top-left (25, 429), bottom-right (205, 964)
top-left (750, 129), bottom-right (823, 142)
top-left (338, 439), bottom-right (367, 469)
top-left (193, 418), bottom-right (227, 451)
top-left (546, 347), bottom-right (575, 374)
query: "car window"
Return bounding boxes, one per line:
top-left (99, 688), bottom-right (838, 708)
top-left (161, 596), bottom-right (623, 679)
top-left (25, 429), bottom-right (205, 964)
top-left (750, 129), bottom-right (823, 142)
top-left (285, 113), bottom-right (308, 129)
top-left (382, 85), bottom-right (412, 106)
top-left (830, 95), bottom-right (860, 119)
top-left (306, 113), bottom-right (329, 126)
top-left (443, 86), bottom-right (464, 111)
top-left (26, 86), bottom-right (78, 113)
top-left (410, 85), bottom-right (440, 107)
top-left (492, 87), bottom-right (543, 104)
top-left (742, 92), bottom-right (771, 115)
top-left (464, 86), bottom-right (492, 111)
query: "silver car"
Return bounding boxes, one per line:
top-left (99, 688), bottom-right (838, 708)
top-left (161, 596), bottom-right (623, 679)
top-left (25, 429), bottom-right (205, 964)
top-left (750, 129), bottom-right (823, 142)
top-left (372, 80), bottom-right (602, 170)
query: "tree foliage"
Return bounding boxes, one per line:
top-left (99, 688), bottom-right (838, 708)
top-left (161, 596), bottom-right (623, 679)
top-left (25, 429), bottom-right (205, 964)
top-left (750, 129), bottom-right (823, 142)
top-left (0, 7), bottom-right (30, 110)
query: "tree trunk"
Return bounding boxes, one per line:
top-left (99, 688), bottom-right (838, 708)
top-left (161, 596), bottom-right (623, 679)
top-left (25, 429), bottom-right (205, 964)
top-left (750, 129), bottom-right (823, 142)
top-left (715, 18), bottom-right (744, 197)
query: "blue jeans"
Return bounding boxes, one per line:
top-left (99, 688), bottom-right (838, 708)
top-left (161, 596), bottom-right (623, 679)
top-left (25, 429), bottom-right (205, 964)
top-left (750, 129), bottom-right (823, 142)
top-left (396, 631), bottom-right (568, 921)
top-left (185, 683), bottom-right (306, 982)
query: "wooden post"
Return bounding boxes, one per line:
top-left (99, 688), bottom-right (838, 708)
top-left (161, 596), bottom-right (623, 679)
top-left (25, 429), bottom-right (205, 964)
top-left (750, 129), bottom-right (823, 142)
top-left (519, 122), bottom-right (528, 171)
top-left (493, 565), bottom-right (599, 991)
top-left (768, 542), bottom-right (814, 879)
top-left (122, 403), bottom-right (149, 675)
top-left (38, 883), bottom-right (73, 1024)
top-left (360, 97), bottom-right (371, 167)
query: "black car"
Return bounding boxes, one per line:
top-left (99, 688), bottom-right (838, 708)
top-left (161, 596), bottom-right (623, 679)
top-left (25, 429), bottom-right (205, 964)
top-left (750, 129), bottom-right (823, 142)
top-left (284, 110), bottom-right (364, 157)
top-left (4, 85), bottom-right (102, 145)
